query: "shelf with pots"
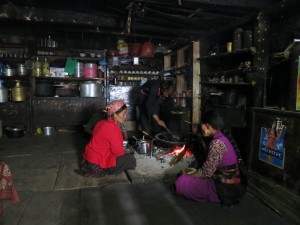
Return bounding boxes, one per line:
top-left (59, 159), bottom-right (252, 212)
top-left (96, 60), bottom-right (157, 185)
top-left (198, 47), bottom-right (256, 61)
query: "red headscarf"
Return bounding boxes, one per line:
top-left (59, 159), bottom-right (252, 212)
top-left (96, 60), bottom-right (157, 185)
top-left (105, 99), bottom-right (126, 116)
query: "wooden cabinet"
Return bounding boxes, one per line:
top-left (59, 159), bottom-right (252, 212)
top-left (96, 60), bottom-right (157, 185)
top-left (0, 101), bottom-right (31, 131)
top-left (0, 46), bottom-right (108, 134)
top-left (32, 97), bottom-right (105, 128)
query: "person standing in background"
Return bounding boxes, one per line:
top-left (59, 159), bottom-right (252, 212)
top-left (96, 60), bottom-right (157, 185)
top-left (136, 79), bottom-right (175, 135)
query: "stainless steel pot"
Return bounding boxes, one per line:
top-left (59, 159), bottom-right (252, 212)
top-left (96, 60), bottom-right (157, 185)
top-left (16, 63), bottom-right (28, 76)
top-left (4, 65), bottom-right (15, 76)
top-left (43, 126), bottom-right (55, 136)
top-left (80, 81), bottom-right (102, 97)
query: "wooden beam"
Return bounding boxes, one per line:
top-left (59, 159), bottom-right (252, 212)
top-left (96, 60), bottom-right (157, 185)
top-left (192, 41), bottom-right (200, 126)
top-left (184, 0), bottom-right (274, 8)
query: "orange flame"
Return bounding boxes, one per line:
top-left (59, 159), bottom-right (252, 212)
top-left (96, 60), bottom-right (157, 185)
top-left (166, 145), bottom-right (192, 158)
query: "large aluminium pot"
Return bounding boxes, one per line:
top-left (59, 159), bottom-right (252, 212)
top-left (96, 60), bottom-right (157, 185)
top-left (80, 81), bottom-right (102, 97)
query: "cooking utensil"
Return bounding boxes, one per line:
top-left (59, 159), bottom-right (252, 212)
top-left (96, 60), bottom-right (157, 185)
top-left (142, 130), bottom-right (155, 139)
top-left (165, 127), bottom-right (179, 141)
top-left (4, 65), bottom-right (15, 76)
top-left (6, 127), bottom-right (24, 138)
top-left (80, 81), bottom-right (102, 97)
top-left (43, 126), bottom-right (55, 135)
top-left (16, 63), bottom-right (28, 76)
top-left (35, 82), bottom-right (55, 97)
top-left (136, 139), bottom-right (151, 155)
top-left (184, 120), bottom-right (200, 125)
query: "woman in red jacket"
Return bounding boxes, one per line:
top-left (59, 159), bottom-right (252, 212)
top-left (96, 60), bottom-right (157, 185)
top-left (79, 99), bottom-right (136, 177)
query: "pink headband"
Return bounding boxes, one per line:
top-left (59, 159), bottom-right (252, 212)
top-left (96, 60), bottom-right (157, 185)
top-left (105, 99), bottom-right (126, 116)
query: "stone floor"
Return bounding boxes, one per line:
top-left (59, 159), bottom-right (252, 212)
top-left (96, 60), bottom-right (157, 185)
top-left (0, 131), bottom-right (294, 225)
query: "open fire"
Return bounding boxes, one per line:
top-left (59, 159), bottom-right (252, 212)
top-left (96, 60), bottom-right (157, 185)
top-left (155, 145), bottom-right (193, 165)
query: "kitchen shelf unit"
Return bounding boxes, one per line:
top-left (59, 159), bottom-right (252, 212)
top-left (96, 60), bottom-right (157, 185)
top-left (200, 39), bottom-right (257, 133)
top-left (109, 56), bottom-right (163, 85)
top-left (0, 46), bottom-right (108, 134)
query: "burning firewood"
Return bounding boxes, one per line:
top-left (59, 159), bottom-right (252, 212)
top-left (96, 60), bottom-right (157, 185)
top-left (169, 147), bottom-right (187, 166)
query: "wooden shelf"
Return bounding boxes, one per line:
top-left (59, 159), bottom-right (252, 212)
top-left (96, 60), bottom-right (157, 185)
top-left (32, 96), bottom-right (105, 100)
top-left (0, 76), bottom-right (30, 80)
top-left (204, 67), bottom-right (257, 76)
top-left (164, 65), bottom-right (191, 73)
top-left (33, 77), bottom-right (103, 82)
top-left (202, 81), bottom-right (253, 86)
top-left (198, 48), bottom-right (255, 61)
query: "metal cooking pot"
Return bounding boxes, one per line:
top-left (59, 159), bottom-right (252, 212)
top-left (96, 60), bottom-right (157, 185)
top-left (80, 81), bottom-right (102, 97)
top-left (16, 63), bottom-right (28, 76)
top-left (6, 127), bottom-right (24, 138)
top-left (43, 126), bottom-right (55, 136)
top-left (4, 65), bottom-right (15, 76)
top-left (136, 139), bottom-right (151, 154)
top-left (35, 82), bottom-right (55, 97)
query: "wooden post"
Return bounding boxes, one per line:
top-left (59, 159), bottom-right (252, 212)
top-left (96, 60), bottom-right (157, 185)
top-left (164, 55), bottom-right (171, 71)
top-left (176, 48), bottom-right (186, 93)
top-left (192, 41), bottom-right (201, 127)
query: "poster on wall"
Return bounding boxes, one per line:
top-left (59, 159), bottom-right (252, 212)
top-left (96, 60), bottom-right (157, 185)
top-left (259, 118), bottom-right (286, 169)
top-left (297, 56), bottom-right (300, 110)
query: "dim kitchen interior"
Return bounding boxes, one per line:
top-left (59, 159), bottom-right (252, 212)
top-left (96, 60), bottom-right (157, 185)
top-left (0, 0), bottom-right (300, 224)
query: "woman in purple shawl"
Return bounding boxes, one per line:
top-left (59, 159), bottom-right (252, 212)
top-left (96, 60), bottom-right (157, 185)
top-left (174, 110), bottom-right (245, 206)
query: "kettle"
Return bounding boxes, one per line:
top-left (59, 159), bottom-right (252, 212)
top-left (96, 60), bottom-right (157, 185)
top-left (136, 136), bottom-right (151, 155)
top-left (11, 80), bottom-right (26, 101)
